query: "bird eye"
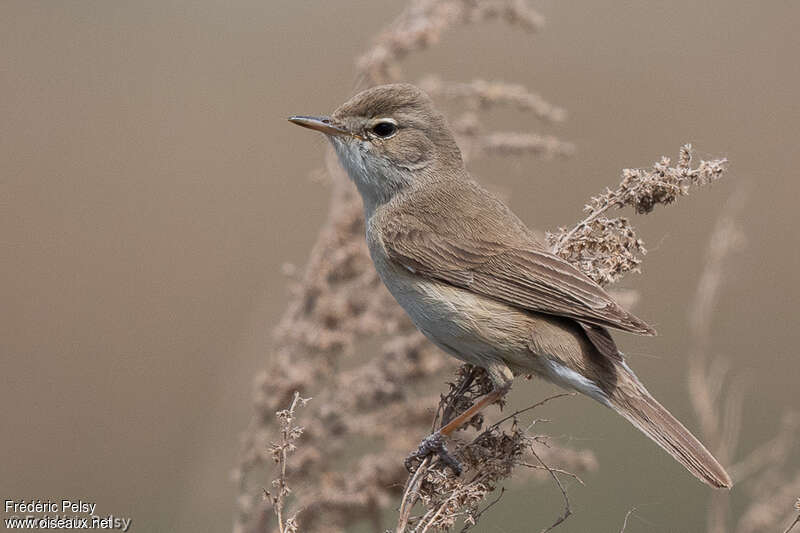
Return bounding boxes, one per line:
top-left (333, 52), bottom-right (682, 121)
top-left (370, 121), bottom-right (397, 138)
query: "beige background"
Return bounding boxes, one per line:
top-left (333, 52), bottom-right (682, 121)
top-left (2, 1), bottom-right (799, 531)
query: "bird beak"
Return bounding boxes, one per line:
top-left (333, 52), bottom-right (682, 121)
top-left (288, 115), bottom-right (354, 138)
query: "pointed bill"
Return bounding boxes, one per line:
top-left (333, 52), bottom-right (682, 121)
top-left (288, 115), bottom-right (352, 138)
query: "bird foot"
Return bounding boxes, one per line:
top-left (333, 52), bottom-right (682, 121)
top-left (404, 431), bottom-right (462, 476)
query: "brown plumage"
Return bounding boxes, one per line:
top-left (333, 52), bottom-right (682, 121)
top-left (289, 83), bottom-right (732, 489)
top-left (381, 179), bottom-right (656, 337)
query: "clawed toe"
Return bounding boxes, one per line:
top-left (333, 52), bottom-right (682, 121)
top-left (404, 431), bottom-right (462, 475)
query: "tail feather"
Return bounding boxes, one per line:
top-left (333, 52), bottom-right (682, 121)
top-left (608, 366), bottom-right (732, 489)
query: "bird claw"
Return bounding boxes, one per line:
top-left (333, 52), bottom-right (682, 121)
top-left (404, 431), bottom-right (462, 476)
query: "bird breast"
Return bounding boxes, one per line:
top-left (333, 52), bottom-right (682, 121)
top-left (366, 222), bottom-right (535, 368)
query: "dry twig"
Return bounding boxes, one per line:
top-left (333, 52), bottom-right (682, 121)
top-left (683, 190), bottom-right (800, 533)
top-left (265, 392), bottom-right (310, 533)
top-left (784, 499), bottom-right (800, 533)
top-left (619, 507), bottom-right (637, 533)
top-left (548, 144), bottom-right (727, 285)
top-left (529, 445), bottom-right (572, 533)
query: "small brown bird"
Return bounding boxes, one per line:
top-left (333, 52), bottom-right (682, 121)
top-left (289, 83), bottom-right (732, 488)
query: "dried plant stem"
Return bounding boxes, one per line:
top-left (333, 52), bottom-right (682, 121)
top-left (530, 446), bottom-right (571, 533)
top-left (683, 189), bottom-right (799, 533)
top-left (787, 500), bottom-right (800, 533)
top-left (555, 199), bottom-right (615, 252)
top-left (274, 394), bottom-right (297, 533)
top-left (397, 457), bottom-right (432, 533)
top-left (265, 392), bottom-right (308, 533)
top-left (395, 381), bottom-right (584, 531)
top-left (483, 393), bottom-right (573, 433)
top-left (684, 191), bottom-right (746, 533)
top-left (619, 508), bottom-right (636, 533)
top-left (729, 414), bottom-right (799, 482)
top-left (784, 514), bottom-right (800, 533)
top-left (549, 144), bottom-right (727, 286)
top-left (459, 487), bottom-right (506, 532)
top-left (419, 77), bottom-right (566, 123)
top-left (519, 463), bottom-right (584, 485)
top-left (418, 489), bottom-right (465, 533)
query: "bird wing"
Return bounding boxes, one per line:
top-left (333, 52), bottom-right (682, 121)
top-left (381, 213), bottom-right (656, 336)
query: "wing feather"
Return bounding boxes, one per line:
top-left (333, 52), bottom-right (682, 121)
top-left (383, 216), bottom-right (655, 336)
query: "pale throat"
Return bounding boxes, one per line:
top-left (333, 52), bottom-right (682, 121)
top-left (331, 137), bottom-right (413, 219)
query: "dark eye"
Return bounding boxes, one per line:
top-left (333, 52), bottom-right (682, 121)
top-left (371, 121), bottom-right (397, 138)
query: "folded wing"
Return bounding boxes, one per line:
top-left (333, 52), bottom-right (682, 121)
top-left (382, 215), bottom-right (655, 337)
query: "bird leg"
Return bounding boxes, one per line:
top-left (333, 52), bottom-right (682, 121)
top-left (440, 383), bottom-right (510, 436)
top-left (404, 432), bottom-right (462, 475)
top-left (405, 382), bottom-right (512, 475)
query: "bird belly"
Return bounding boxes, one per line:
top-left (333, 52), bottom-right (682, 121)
top-left (372, 253), bottom-right (536, 371)
top-left (367, 229), bottom-right (607, 397)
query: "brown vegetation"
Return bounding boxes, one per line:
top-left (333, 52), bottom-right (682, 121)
top-left (233, 1), bottom-right (798, 531)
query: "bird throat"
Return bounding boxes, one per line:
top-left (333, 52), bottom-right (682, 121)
top-left (330, 138), bottom-right (413, 218)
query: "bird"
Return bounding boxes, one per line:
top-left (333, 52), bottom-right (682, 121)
top-left (288, 83), bottom-right (732, 489)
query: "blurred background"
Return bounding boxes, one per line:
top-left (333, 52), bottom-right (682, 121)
top-left (2, 1), bottom-right (799, 531)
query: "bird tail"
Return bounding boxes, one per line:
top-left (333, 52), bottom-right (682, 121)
top-left (607, 363), bottom-right (732, 489)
